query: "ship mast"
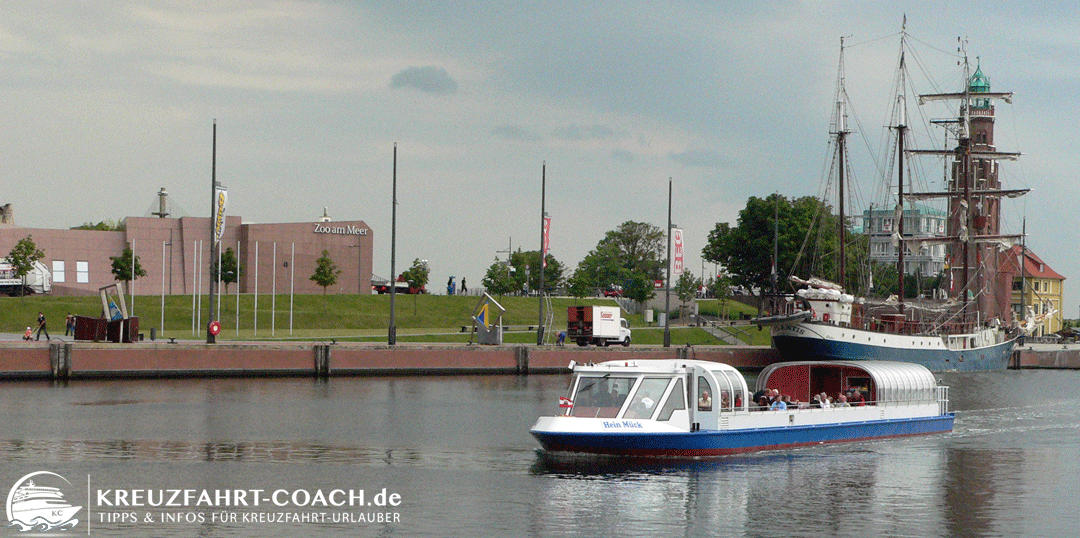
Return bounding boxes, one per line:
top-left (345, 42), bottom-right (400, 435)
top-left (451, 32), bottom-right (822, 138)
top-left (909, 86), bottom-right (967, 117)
top-left (907, 39), bottom-right (1026, 327)
top-left (894, 36), bottom-right (908, 308)
top-left (834, 37), bottom-right (850, 290)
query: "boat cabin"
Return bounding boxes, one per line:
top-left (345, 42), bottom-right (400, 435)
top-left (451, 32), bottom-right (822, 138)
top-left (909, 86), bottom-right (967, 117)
top-left (562, 360), bottom-right (749, 431)
top-left (757, 360), bottom-right (946, 409)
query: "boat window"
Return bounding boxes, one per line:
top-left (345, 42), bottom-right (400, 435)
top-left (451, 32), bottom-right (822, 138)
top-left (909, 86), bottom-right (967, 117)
top-left (623, 377), bottom-right (671, 420)
top-left (569, 376), bottom-right (634, 418)
top-left (656, 378), bottom-right (685, 421)
top-left (722, 370), bottom-right (744, 411)
top-left (697, 376), bottom-right (714, 411)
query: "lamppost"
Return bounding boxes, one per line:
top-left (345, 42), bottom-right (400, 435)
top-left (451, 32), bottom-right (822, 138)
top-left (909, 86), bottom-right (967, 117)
top-left (537, 162), bottom-right (547, 345)
top-left (664, 178), bottom-right (673, 348)
top-left (389, 143), bottom-right (398, 345)
top-left (206, 121), bottom-right (221, 344)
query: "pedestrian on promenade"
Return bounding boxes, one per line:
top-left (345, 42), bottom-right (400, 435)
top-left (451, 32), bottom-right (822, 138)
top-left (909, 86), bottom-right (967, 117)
top-left (35, 311), bottom-right (50, 341)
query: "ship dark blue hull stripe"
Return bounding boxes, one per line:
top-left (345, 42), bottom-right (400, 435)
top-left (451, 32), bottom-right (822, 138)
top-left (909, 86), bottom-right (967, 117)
top-left (772, 334), bottom-right (1013, 372)
top-left (532, 415), bottom-right (955, 457)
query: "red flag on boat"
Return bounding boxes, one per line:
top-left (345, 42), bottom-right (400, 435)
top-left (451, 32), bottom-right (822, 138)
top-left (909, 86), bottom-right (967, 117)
top-left (559, 397), bottom-right (573, 408)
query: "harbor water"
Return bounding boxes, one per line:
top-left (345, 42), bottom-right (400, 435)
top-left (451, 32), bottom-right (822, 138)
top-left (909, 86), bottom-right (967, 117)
top-left (0, 369), bottom-right (1076, 537)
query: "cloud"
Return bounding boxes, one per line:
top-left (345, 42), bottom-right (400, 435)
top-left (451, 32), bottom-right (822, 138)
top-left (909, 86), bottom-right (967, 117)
top-left (670, 149), bottom-right (725, 168)
top-left (611, 149), bottom-right (635, 163)
top-left (550, 124), bottom-right (620, 141)
top-left (490, 124), bottom-right (542, 142)
top-left (389, 66), bottom-right (458, 94)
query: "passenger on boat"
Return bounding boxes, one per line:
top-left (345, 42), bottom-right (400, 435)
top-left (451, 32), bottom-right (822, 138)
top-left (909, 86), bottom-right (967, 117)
top-left (698, 390), bottom-right (712, 411)
top-left (848, 390), bottom-right (866, 406)
top-left (770, 397), bottom-right (787, 411)
top-left (719, 392), bottom-right (730, 410)
top-left (834, 394), bottom-right (850, 407)
top-left (752, 387), bottom-right (769, 406)
top-left (756, 395), bottom-right (769, 411)
top-left (625, 396), bottom-right (656, 419)
top-left (819, 393), bottom-right (832, 408)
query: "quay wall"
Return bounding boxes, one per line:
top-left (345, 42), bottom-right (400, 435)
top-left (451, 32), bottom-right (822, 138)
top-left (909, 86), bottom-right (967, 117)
top-left (0, 342), bottom-right (782, 380)
top-left (1, 343), bottom-right (1076, 380)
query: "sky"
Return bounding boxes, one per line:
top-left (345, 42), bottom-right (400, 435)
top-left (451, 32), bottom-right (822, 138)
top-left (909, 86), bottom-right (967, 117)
top-left (1, 1), bottom-right (1076, 315)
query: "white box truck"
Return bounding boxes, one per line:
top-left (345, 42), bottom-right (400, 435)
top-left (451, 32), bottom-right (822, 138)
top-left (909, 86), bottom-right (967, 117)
top-left (0, 259), bottom-right (51, 296)
top-left (567, 305), bottom-right (631, 347)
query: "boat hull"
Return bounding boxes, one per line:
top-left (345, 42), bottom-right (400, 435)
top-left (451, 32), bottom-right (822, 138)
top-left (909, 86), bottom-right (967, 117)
top-left (532, 415), bottom-right (954, 457)
top-left (773, 323), bottom-right (1015, 372)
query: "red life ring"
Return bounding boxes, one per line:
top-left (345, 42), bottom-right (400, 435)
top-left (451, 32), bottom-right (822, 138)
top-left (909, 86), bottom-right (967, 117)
top-left (208, 320), bottom-right (221, 336)
top-left (823, 313), bottom-right (830, 323)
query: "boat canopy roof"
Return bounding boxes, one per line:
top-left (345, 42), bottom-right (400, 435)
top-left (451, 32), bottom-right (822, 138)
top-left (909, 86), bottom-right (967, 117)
top-left (576, 359), bottom-right (742, 378)
top-left (757, 360), bottom-right (942, 404)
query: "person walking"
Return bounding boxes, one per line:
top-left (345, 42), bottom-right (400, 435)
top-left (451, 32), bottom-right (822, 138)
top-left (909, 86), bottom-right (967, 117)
top-left (35, 311), bottom-right (50, 341)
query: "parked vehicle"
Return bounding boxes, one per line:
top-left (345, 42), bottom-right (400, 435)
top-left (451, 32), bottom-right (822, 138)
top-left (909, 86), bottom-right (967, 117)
top-left (371, 275), bottom-right (425, 294)
top-left (0, 259), bottom-right (51, 296)
top-left (567, 305), bottom-right (631, 347)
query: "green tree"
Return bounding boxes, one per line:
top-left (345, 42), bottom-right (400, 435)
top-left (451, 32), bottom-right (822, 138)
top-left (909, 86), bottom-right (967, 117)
top-left (674, 270), bottom-right (700, 303)
top-left (6, 235), bottom-right (45, 297)
top-left (310, 250), bottom-right (341, 294)
top-left (709, 273), bottom-right (733, 319)
top-left (212, 247), bottom-right (242, 293)
top-left (109, 244), bottom-right (147, 290)
top-left (481, 250), bottom-right (565, 297)
top-left (572, 221), bottom-right (665, 302)
top-left (71, 219), bottom-right (125, 231)
top-left (703, 194), bottom-right (867, 294)
top-left (482, 259), bottom-right (519, 297)
top-left (399, 258), bottom-right (430, 292)
top-left (565, 269), bottom-right (593, 298)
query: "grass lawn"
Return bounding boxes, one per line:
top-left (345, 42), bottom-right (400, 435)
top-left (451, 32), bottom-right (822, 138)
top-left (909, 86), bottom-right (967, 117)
top-left (0, 293), bottom-right (766, 345)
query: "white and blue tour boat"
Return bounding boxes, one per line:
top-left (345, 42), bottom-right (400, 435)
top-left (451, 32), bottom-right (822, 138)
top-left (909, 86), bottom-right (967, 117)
top-left (530, 359), bottom-right (953, 457)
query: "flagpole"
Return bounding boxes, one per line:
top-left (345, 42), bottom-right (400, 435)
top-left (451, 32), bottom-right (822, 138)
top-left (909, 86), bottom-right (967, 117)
top-left (537, 162), bottom-right (546, 346)
top-left (389, 143), bottom-right (398, 345)
top-left (664, 178), bottom-right (672, 348)
top-left (207, 120), bottom-right (219, 343)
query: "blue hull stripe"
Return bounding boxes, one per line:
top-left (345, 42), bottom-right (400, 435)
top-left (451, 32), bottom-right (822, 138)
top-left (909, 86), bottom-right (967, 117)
top-left (532, 415), bottom-right (955, 457)
top-left (772, 334), bottom-right (1014, 372)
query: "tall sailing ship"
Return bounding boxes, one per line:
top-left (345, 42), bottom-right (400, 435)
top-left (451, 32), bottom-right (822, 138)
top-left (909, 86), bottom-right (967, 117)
top-left (762, 28), bottom-right (1030, 372)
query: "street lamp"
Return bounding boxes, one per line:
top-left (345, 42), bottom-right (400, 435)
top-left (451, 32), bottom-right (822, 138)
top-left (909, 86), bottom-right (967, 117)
top-left (664, 177), bottom-right (674, 348)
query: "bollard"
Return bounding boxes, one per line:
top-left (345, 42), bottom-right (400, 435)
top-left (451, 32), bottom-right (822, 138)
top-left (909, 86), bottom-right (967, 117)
top-left (515, 346), bottom-right (529, 374)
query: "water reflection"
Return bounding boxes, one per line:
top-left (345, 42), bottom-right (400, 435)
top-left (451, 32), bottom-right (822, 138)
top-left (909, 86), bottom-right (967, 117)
top-left (0, 437), bottom-right (534, 474)
top-left (0, 371), bottom-right (1076, 536)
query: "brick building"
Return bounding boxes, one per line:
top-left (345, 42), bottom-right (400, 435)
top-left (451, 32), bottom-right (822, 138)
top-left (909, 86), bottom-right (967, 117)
top-left (0, 207), bottom-right (374, 297)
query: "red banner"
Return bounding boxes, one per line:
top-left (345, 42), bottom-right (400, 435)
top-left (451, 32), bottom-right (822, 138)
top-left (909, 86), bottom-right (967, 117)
top-left (672, 228), bottom-right (684, 276)
top-left (542, 216), bottom-right (551, 268)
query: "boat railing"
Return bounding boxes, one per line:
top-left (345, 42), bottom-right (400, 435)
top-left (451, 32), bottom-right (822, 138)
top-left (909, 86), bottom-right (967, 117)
top-left (748, 396), bottom-right (946, 413)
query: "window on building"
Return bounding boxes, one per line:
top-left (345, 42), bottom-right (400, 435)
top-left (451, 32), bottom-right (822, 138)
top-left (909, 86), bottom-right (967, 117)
top-left (76, 261), bottom-right (89, 284)
top-left (1012, 279), bottom-right (1023, 291)
top-left (52, 261), bottom-right (65, 283)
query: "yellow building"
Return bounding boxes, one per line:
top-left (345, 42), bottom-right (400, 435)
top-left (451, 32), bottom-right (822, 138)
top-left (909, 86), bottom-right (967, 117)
top-left (1003, 245), bottom-right (1065, 336)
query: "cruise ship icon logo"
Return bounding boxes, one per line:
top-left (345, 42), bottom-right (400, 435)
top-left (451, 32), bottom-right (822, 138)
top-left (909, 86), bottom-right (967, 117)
top-left (5, 472), bottom-right (81, 532)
